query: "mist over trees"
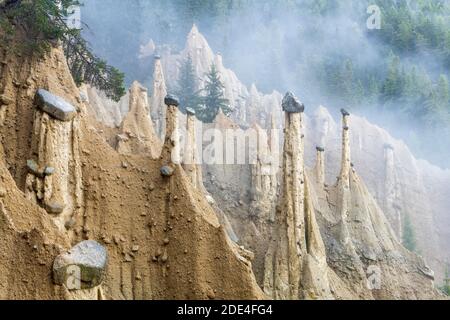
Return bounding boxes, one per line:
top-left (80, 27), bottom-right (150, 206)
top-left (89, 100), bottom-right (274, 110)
top-left (174, 55), bottom-right (202, 115)
top-left (198, 64), bottom-right (231, 123)
top-left (81, 0), bottom-right (450, 167)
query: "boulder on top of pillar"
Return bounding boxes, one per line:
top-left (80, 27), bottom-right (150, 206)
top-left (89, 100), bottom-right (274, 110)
top-left (282, 92), bottom-right (304, 113)
top-left (316, 146), bottom-right (325, 152)
top-left (186, 107), bottom-right (196, 115)
top-left (35, 89), bottom-right (77, 122)
top-left (341, 108), bottom-right (350, 117)
top-left (164, 94), bottom-right (179, 107)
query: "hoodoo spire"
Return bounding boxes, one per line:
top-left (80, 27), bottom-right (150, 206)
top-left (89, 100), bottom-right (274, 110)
top-left (339, 108), bottom-right (351, 188)
top-left (117, 81), bottom-right (161, 158)
top-left (26, 89), bottom-right (83, 231)
top-left (383, 143), bottom-right (402, 238)
top-left (182, 107), bottom-right (205, 191)
top-left (315, 146), bottom-right (325, 186)
top-left (161, 94), bottom-right (180, 166)
top-left (151, 55), bottom-right (168, 140)
top-left (264, 92), bottom-right (332, 300)
top-left (264, 92), bottom-right (306, 300)
top-left (249, 122), bottom-right (278, 221)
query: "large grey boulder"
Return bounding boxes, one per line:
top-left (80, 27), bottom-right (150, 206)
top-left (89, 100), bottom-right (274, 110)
top-left (164, 94), bottom-right (179, 107)
top-left (35, 89), bottom-right (77, 122)
top-left (282, 92), bottom-right (305, 113)
top-left (53, 240), bottom-right (108, 290)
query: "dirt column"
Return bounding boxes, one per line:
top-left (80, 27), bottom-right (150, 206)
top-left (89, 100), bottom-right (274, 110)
top-left (339, 109), bottom-right (351, 189)
top-left (315, 146), bottom-right (325, 186)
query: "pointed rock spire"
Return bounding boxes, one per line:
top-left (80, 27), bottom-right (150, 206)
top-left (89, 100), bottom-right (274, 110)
top-left (315, 146), bottom-right (326, 186)
top-left (117, 81), bottom-right (161, 158)
top-left (250, 123), bottom-right (278, 221)
top-left (161, 94), bottom-right (180, 166)
top-left (182, 107), bottom-right (205, 191)
top-left (264, 92), bottom-right (306, 299)
top-left (190, 23), bottom-right (199, 36)
top-left (264, 92), bottom-right (332, 300)
top-left (268, 112), bottom-right (280, 176)
top-left (150, 55), bottom-right (168, 140)
top-left (339, 108), bottom-right (351, 188)
top-left (383, 143), bottom-right (402, 238)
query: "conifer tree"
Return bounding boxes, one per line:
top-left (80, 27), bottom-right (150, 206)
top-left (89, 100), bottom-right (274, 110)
top-left (381, 54), bottom-right (403, 103)
top-left (175, 55), bottom-right (202, 114)
top-left (197, 64), bottom-right (231, 123)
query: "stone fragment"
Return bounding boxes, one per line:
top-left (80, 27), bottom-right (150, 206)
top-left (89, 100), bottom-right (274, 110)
top-left (44, 166), bottom-right (55, 176)
top-left (160, 166), bottom-right (174, 177)
top-left (418, 265), bottom-right (435, 280)
top-left (26, 159), bottom-right (40, 175)
top-left (79, 91), bottom-right (88, 103)
top-left (45, 202), bottom-right (65, 214)
top-left (205, 195), bottom-right (215, 204)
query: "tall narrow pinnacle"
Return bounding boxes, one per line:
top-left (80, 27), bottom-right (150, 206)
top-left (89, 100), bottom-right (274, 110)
top-left (117, 81), bottom-right (161, 158)
top-left (183, 107), bottom-right (203, 190)
top-left (151, 55), bottom-right (168, 140)
top-left (339, 108), bottom-right (351, 188)
top-left (161, 94), bottom-right (180, 165)
top-left (315, 146), bottom-right (325, 186)
top-left (268, 112), bottom-right (280, 176)
top-left (264, 92), bottom-right (306, 300)
top-left (264, 92), bottom-right (333, 300)
top-left (383, 143), bottom-right (402, 238)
